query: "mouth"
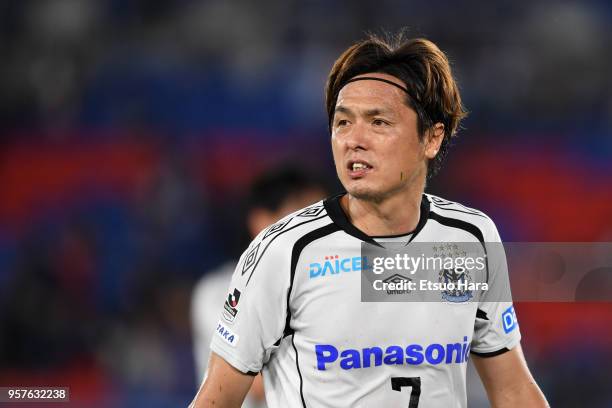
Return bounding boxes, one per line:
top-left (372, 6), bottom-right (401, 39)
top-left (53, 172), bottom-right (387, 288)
top-left (346, 160), bottom-right (373, 179)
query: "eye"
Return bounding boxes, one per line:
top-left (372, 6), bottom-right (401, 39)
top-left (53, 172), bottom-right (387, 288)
top-left (372, 118), bottom-right (389, 126)
top-left (336, 119), bottom-right (350, 127)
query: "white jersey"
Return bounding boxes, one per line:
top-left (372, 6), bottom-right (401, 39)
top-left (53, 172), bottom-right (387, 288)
top-left (210, 193), bottom-right (521, 408)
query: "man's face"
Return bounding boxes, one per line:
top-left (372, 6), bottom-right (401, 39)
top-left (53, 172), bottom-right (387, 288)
top-left (331, 73), bottom-right (433, 202)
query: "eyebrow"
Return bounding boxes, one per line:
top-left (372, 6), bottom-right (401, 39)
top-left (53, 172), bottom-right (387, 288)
top-left (334, 106), bottom-right (391, 117)
top-left (334, 106), bottom-right (353, 116)
top-left (363, 108), bottom-right (389, 117)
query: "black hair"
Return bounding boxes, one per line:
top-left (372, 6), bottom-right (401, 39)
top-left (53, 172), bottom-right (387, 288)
top-left (326, 32), bottom-right (468, 178)
top-left (246, 164), bottom-right (326, 212)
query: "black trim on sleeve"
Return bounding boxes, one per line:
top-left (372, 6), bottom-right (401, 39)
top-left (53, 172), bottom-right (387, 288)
top-left (476, 308), bottom-right (489, 320)
top-left (471, 347), bottom-right (511, 358)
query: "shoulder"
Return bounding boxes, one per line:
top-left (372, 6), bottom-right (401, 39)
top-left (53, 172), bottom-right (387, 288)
top-left (250, 199), bottom-right (331, 251)
top-left (239, 199), bottom-right (334, 279)
top-left (425, 193), bottom-right (501, 242)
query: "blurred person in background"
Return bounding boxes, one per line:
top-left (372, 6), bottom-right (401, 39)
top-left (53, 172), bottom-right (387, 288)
top-left (191, 164), bottom-right (328, 408)
top-left (191, 33), bottom-right (548, 408)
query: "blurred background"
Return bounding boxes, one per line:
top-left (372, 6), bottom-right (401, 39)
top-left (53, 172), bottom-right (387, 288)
top-left (0, 0), bottom-right (611, 407)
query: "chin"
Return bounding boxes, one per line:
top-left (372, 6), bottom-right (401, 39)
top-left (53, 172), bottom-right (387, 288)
top-left (345, 177), bottom-right (410, 204)
top-left (345, 184), bottom-right (385, 203)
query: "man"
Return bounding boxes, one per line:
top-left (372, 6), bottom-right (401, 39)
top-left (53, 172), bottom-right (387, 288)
top-left (192, 165), bottom-right (327, 407)
top-left (191, 34), bottom-right (548, 407)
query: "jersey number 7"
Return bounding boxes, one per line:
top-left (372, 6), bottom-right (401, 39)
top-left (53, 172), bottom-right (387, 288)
top-left (390, 377), bottom-right (421, 408)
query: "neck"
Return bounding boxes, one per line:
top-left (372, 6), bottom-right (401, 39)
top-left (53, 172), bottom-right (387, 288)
top-left (341, 182), bottom-right (424, 237)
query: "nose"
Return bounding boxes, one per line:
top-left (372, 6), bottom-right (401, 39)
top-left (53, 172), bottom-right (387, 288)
top-left (342, 121), bottom-right (368, 151)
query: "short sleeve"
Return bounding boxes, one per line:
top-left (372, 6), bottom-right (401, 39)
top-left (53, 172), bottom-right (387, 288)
top-left (210, 235), bottom-right (291, 373)
top-left (471, 220), bottom-right (521, 355)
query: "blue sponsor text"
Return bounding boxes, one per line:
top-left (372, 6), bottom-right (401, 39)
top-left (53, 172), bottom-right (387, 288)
top-left (315, 337), bottom-right (471, 370)
top-left (309, 256), bottom-right (369, 279)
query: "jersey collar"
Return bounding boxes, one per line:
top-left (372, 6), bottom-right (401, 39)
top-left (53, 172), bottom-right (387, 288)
top-left (323, 193), bottom-right (430, 245)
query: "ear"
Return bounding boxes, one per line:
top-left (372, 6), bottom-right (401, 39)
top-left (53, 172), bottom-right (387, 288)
top-left (424, 123), bottom-right (445, 160)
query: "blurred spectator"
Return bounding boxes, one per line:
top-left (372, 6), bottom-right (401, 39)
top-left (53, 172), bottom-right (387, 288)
top-left (191, 164), bottom-right (328, 407)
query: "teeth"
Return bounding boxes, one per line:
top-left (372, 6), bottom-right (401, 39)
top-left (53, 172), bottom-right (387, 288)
top-left (352, 162), bottom-right (368, 171)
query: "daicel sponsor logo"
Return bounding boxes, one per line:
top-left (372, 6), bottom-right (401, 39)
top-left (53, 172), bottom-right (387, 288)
top-left (309, 255), bottom-right (369, 279)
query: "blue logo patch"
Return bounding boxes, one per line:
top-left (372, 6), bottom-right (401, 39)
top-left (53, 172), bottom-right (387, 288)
top-left (215, 321), bottom-right (239, 347)
top-left (502, 305), bottom-right (518, 334)
top-left (309, 256), bottom-right (369, 279)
